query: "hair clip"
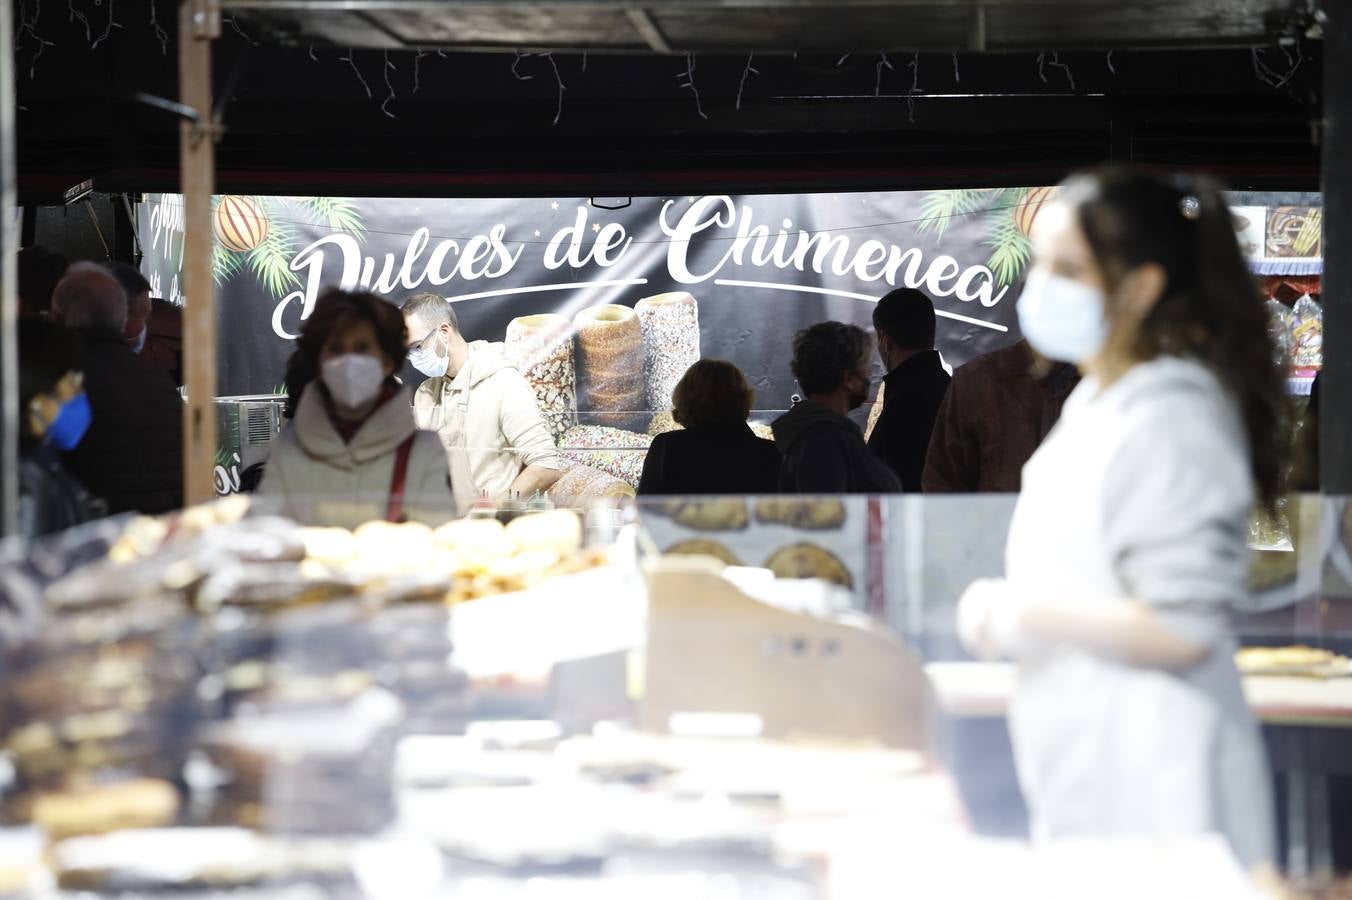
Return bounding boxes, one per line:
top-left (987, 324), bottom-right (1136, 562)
top-left (1179, 195), bottom-right (1202, 221)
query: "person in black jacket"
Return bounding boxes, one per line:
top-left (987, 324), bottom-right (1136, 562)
top-left (51, 263), bottom-right (184, 515)
top-left (637, 359), bottom-right (780, 496)
top-left (867, 287), bottom-right (951, 491)
top-left (17, 318), bottom-right (105, 538)
top-left (773, 322), bottom-right (902, 494)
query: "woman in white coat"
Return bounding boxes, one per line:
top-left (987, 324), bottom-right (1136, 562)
top-left (259, 289), bottom-right (455, 529)
top-left (957, 169), bottom-right (1284, 871)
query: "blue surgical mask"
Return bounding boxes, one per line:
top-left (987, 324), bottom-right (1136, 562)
top-left (1016, 269), bottom-right (1110, 364)
top-left (408, 332), bottom-right (449, 378)
top-left (41, 393), bottom-right (93, 451)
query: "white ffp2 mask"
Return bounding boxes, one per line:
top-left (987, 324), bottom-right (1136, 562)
top-left (322, 354), bottom-right (386, 410)
top-left (1016, 269), bottom-right (1110, 365)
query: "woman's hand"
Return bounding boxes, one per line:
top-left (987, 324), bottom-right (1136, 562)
top-left (1019, 598), bottom-right (1211, 670)
top-left (956, 578), bottom-right (1024, 660)
top-left (959, 580), bottom-right (1212, 670)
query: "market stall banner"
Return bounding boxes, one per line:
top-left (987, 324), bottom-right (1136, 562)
top-left (140, 188), bottom-right (1049, 412)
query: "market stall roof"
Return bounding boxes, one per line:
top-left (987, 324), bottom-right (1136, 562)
top-left (226, 0), bottom-right (1311, 53)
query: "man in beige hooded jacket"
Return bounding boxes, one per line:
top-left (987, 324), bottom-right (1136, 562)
top-left (402, 293), bottom-right (561, 514)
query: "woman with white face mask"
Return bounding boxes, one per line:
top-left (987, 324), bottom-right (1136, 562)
top-left (956, 169), bottom-right (1284, 872)
top-left (258, 289), bottom-right (455, 528)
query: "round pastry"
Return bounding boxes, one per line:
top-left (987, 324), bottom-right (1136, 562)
top-left (764, 543), bottom-right (853, 589)
top-left (506, 510), bottom-right (584, 556)
top-left (573, 304), bottom-right (646, 430)
top-left (434, 518), bottom-right (517, 563)
top-left (755, 498), bottom-right (847, 530)
top-left (299, 527), bottom-right (358, 566)
top-left (506, 313), bottom-right (579, 440)
top-left (635, 292), bottom-right (701, 413)
top-left (656, 499), bottom-right (750, 532)
top-left (664, 539), bottom-right (742, 567)
top-left (548, 464), bottom-right (636, 508)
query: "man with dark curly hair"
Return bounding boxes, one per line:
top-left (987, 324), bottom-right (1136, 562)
top-left (771, 322), bottom-right (902, 494)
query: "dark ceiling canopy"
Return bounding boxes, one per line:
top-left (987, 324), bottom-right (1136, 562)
top-left (224, 0), bottom-right (1319, 54)
top-left (10, 0), bottom-right (1326, 201)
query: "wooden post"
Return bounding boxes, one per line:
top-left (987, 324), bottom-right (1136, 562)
top-left (179, 0), bottom-right (220, 507)
top-left (0, 0), bottom-right (16, 536)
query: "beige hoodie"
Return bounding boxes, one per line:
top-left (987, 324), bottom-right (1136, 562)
top-left (411, 340), bottom-right (561, 514)
top-left (258, 382), bottom-right (456, 529)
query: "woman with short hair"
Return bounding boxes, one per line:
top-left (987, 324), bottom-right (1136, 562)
top-left (637, 359), bottom-right (781, 496)
top-left (258, 289), bottom-right (455, 528)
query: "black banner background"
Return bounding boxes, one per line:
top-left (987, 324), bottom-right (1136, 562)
top-left (140, 190), bottom-right (1028, 413)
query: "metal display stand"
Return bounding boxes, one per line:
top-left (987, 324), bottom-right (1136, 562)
top-left (0, 0), bottom-right (16, 537)
top-left (1323, 1), bottom-right (1350, 495)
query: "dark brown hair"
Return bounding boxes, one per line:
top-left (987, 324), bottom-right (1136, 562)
top-left (282, 349), bottom-right (313, 420)
top-left (791, 321), bottom-right (872, 396)
top-left (672, 359), bottom-right (755, 430)
top-left (1062, 167), bottom-right (1286, 509)
top-left (297, 289), bottom-right (409, 379)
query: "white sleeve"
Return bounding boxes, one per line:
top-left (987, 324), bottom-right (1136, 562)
top-left (255, 437), bottom-right (297, 520)
top-left (406, 433), bottom-right (459, 524)
top-left (410, 379), bottom-right (442, 432)
top-left (498, 372), bottom-right (561, 471)
top-left (1099, 393), bottom-right (1254, 645)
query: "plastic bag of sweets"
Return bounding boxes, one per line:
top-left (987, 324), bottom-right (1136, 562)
top-left (1291, 294), bottom-right (1324, 368)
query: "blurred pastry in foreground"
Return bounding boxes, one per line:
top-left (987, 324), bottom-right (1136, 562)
top-left (30, 778), bottom-right (180, 840)
top-left (754, 498), bottom-right (847, 530)
top-left (654, 499), bottom-right (750, 532)
top-left (664, 539), bottom-right (742, 568)
top-left (764, 543), bottom-right (852, 589)
top-left (1236, 645), bottom-right (1352, 677)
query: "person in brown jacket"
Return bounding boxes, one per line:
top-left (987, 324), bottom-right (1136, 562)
top-left (921, 339), bottom-right (1079, 493)
top-left (105, 262), bottom-right (184, 386)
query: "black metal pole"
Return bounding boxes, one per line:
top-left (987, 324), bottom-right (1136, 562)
top-left (1323, 3), bottom-right (1350, 494)
top-left (0, 0), bottom-right (18, 538)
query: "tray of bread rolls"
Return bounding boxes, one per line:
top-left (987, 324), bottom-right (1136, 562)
top-left (1235, 645), bottom-right (1352, 678)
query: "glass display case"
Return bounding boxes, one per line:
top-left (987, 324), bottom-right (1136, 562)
top-left (1, 494), bottom-right (1349, 895)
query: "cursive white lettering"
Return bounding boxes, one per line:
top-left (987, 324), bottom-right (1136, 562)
top-left (488, 225), bottom-right (523, 276)
top-left (661, 196), bottom-right (737, 284)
